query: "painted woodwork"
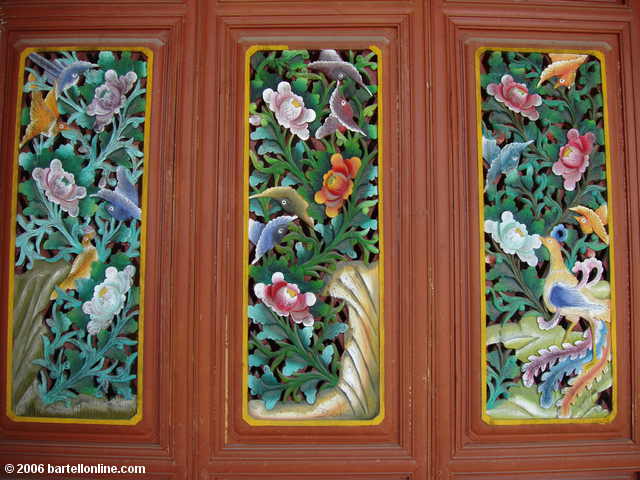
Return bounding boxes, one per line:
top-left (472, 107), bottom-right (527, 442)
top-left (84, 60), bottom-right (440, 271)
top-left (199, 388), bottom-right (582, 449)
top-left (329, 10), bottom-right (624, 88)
top-left (244, 47), bottom-right (383, 423)
top-left (0, 0), bottom-right (639, 479)
top-left (478, 49), bottom-right (616, 423)
top-left (6, 48), bottom-right (151, 423)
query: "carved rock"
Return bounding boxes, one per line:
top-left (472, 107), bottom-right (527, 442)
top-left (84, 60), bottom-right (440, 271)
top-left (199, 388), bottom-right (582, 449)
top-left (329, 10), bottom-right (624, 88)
top-left (249, 261), bottom-right (380, 420)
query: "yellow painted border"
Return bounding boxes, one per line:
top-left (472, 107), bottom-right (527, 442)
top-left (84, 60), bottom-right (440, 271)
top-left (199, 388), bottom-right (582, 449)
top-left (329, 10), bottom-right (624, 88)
top-left (5, 46), bottom-right (153, 425)
top-left (477, 47), bottom-right (617, 425)
top-left (242, 45), bottom-right (385, 426)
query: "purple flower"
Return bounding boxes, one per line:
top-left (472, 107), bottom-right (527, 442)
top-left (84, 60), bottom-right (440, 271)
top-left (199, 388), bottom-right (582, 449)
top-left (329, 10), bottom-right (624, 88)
top-left (87, 70), bottom-right (137, 132)
top-left (32, 159), bottom-right (86, 217)
top-left (551, 224), bottom-right (568, 243)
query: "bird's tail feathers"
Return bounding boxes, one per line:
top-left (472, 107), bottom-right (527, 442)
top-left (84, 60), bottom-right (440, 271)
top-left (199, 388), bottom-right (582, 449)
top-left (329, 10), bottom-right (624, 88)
top-left (28, 52), bottom-right (63, 84)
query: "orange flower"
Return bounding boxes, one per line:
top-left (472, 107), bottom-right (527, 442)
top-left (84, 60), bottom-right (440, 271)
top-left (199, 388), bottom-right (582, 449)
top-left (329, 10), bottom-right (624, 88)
top-left (314, 153), bottom-right (361, 217)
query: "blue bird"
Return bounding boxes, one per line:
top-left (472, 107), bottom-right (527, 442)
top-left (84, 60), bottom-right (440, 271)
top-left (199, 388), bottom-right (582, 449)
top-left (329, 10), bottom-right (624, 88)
top-left (28, 52), bottom-right (96, 95)
top-left (483, 136), bottom-right (533, 191)
top-left (93, 167), bottom-right (141, 221)
top-left (248, 215), bottom-right (297, 264)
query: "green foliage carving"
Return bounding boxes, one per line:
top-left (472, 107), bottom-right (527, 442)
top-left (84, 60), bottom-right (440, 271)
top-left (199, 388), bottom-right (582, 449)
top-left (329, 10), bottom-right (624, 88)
top-left (11, 50), bottom-right (148, 418)
top-left (481, 50), bottom-right (613, 421)
top-left (247, 49), bottom-right (379, 411)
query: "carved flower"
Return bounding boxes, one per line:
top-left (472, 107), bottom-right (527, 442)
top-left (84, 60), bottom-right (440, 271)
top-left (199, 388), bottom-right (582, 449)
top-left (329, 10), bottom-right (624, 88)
top-left (314, 153), bottom-right (361, 218)
top-left (87, 69), bottom-right (137, 132)
top-left (262, 82), bottom-right (316, 140)
top-left (486, 74), bottom-right (542, 121)
top-left (485, 211), bottom-right (542, 266)
top-left (32, 159), bottom-right (86, 217)
top-left (254, 272), bottom-right (316, 327)
top-left (552, 128), bottom-right (595, 191)
top-left (551, 224), bottom-right (568, 243)
top-left (82, 266), bottom-right (135, 335)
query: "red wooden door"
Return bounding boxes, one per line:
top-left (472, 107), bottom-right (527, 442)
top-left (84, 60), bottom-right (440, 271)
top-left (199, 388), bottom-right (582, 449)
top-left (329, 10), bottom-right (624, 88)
top-left (0, 1), bottom-right (639, 479)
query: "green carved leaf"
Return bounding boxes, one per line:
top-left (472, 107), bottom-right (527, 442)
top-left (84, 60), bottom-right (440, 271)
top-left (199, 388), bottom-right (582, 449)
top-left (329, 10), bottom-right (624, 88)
top-left (486, 313), bottom-right (581, 362)
top-left (487, 382), bottom-right (558, 419)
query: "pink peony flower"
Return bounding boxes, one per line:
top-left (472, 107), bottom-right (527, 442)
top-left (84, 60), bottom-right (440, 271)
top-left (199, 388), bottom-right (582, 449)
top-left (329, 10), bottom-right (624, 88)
top-left (254, 272), bottom-right (316, 326)
top-left (262, 82), bottom-right (316, 140)
top-left (32, 159), bottom-right (86, 217)
top-left (552, 128), bottom-right (595, 191)
top-left (486, 75), bottom-right (542, 121)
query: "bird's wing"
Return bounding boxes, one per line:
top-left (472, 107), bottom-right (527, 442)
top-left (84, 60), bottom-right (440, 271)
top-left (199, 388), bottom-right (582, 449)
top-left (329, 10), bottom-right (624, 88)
top-left (537, 56), bottom-right (586, 88)
top-left (329, 86), bottom-right (367, 137)
top-left (248, 219), bottom-right (265, 245)
top-left (549, 53), bottom-right (585, 63)
top-left (549, 283), bottom-right (600, 309)
top-left (43, 88), bottom-right (60, 118)
top-left (93, 189), bottom-right (141, 220)
top-left (318, 50), bottom-right (343, 62)
top-left (315, 114), bottom-right (340, 139)
top-left (254, 215), bottom-right (296, 262)
top-left (115, 167), bottom-right (139, 205)
top-left (21, 89), bottom-right (53, 146)
top-left (498, 140), bottom-right (534, 172)
top-left (309, 51), bottom-right (371, 94)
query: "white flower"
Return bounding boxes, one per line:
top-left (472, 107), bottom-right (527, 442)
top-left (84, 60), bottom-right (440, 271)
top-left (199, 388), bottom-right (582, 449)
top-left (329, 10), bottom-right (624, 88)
top-left (485, 211), bottom-right (541, 266)
top-left (262, 82), bottom-right (316, 140)
top-left (83, 266), bottom-right (136, 335)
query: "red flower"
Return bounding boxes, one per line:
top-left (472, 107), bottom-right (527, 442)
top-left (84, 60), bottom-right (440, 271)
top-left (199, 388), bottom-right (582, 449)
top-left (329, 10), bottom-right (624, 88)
top-left (552, 128), bottom-right (595, 191)
top-left (254, 272), bottom-right (316, 327)
top-left (314, 153), bottom-right (361, 218)
top-left (487, 75), bottom-right (542, 121)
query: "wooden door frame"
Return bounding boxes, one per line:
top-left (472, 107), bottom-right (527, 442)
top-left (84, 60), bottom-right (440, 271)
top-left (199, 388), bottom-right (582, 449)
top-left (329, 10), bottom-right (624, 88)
top-left (0, 1), bottom-right (638, 479)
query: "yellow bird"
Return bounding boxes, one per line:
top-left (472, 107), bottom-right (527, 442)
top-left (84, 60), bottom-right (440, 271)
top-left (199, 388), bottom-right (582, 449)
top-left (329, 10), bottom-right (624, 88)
top-left (537, 54), bottom-right (588, 89)
top-left (570, 204), bottom-right (609, 245)
top-left (50, 229), bottom-right (97, 300)
top-left (541, 236), bottom-right (610, 369)
top-left (20, 73), bottom-right (74, 148)
top-left (250, 186), bottom-right (315, 227)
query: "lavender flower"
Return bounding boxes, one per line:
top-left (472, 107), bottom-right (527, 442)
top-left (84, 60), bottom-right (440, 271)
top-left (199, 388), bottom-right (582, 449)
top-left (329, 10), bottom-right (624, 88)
top-left (87, 70), bottom-right (137, 132)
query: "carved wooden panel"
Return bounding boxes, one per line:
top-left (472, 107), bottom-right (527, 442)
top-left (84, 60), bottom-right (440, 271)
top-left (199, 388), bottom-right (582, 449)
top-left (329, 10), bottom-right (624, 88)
top-left (192, 2), bottom-right (428, 479)
top-left (478, 48), bottom-right (616, 424)
top-left (432, 0), bottom-right (640, 476)
top-left (0, 2), bottom-right (193, 478)
top-left (244, 46), bottom-right (383, 425)
top-left (0, 1), bottom-right (638, 479)
top-left (8, 46), bottom-right (150, 424)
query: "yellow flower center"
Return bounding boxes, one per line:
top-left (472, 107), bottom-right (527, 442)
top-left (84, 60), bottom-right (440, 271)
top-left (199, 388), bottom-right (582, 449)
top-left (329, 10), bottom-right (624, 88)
top-left (286, 287), bottom-right (297, 298)
top-left (562, 146), bottom-right (576, 158)
top-left (291, 99), bottom-right (301, 108)
top-left (98, 286), bottom-right (109, 297)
